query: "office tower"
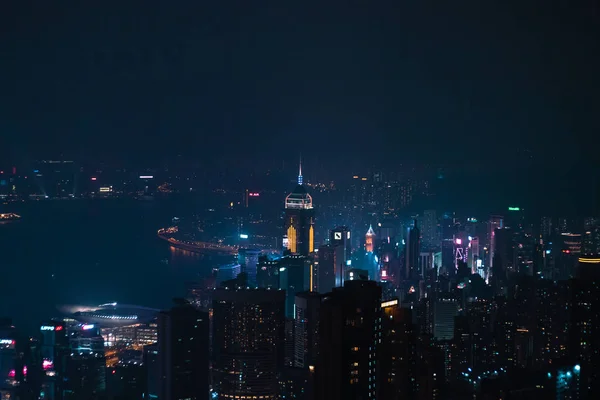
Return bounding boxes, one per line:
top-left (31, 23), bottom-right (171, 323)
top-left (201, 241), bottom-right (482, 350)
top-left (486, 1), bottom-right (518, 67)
top-left (64, 324), bottom-right (106, 400)
top-left (294, 292), bottom-right (321, 368)
top-left (541, 216), bottom-right (553, 239)
top-left (380, 299), bottom-right (417, 399)
top-left (557, 217), bottom-right (576, 234)
top-left (279, 254), bottom-right (311, 318)
top-left (212, 288), bottom-right (285, 400)
top-left (419, 251), bottom-right (436, 281)
top-left (582, 220), bottom-right (600, 256)
top-left (330, 226), bottom-right (352, 261)
top-left (491, 227), bottom-right (513, 291)
top-left (405, 219), bottom-right (421, 280)
top-left (216, 263), bottom-right (241, 285)
top-left (257, 255), bottom-right (280, 289)
top-left (284, 162), bottom-right (315, 256)
top-left (315, 281), bottom-right (382, 400)
top-left (440, 214), bottom-right (456, 276)
top-left (143, 344), bottom-right (159, 400)
top-left (468, 236), bottom-right (480, 274)
top-left (238, 248), bottom-right (261, 287)
top-left (488, 215), bottom-right (504, 271)
top-left (157, 303), bottom-right (209, 400)
top-left (420, 209), bottom-right (439, 250)
top-left (557, 232), bottom-right (582, 279)
top-left (365, 225), bottom-right (375, 253)
top-left (39, 321), bottom-right (69, 400)
top-left (317, 244), bottom-right (343, 293)
top-left (433, 294), bottom-right (458, 341)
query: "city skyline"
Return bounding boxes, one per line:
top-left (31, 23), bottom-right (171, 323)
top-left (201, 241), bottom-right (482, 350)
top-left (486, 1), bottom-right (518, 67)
top-left (0, 1), bottom-right (599, 399)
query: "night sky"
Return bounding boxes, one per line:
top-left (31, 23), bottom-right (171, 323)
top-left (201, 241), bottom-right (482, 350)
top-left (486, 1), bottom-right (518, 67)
top-left (1, 1), bottom-right (598, 176)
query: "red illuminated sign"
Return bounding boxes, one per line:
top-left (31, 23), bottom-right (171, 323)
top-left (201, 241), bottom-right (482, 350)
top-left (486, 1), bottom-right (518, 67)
top-left (248, 193), bottom-right (260, 197)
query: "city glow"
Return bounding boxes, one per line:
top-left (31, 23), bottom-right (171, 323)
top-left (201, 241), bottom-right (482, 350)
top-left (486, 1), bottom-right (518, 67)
top-left (239, 234), bottom-right (249, 239)
top-left (508, 206), bottom-right (520, 211)
top-left (248, 192), bottom-right (259, 197)
top-left (455, 238), bottom-right (462, 245)
top-left (82, 324), bottom-right (95, 330)
top-left (139, 175), bottom-right (154, 179)
top-left (40, 326), bottom-right (55, 331)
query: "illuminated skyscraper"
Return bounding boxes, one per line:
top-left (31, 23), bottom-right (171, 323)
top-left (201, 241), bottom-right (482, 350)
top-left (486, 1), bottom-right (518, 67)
top-left (279, 254), bottom-right (311, 318)
top-left (380, 300), bottom-right (417, 399)
top-left (488, 215), bottom-right (504, 271)
top-left (365, 225), bottom-right (375, 253)
top-left (315, 281), bottom-right (382, 400)
top-left (294, 292), bottom-right (321, 368)
top-left (420, 209), bottom-right (439, 250)
top-left (330, 226), bottom-right (351, 262)
top-left (212, 288), bottom-right (285, 400)
top-left (284, 161), bottom-right (315, 256)
top-left (405, 219), bottom-right (421, 280)
top-left (64, 324), bottom-right (106, 400)
top-left (39, 321), bottom-right (69, 400)
top-left (317, 244), bottom-right (341, 293)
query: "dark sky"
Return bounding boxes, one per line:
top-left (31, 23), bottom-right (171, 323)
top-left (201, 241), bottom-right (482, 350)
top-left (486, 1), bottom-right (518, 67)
top-left (1, 1), bottom-right (598, 172)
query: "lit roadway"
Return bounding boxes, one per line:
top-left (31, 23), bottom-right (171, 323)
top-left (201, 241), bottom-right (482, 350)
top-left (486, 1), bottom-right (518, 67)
top-left (157, 228), bottom-right (238, 255)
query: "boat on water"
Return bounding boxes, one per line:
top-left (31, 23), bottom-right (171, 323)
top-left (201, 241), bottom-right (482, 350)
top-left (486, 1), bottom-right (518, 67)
top-left (0, 213), bottom-right (21, 223)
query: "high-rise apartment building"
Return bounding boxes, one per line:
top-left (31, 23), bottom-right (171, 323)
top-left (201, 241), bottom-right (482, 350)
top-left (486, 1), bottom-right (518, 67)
top-left (315, 281), bottom-right (382, 400)
top-left (157, 303), bottom-right (209, 400)
top-left (212, 288), bottom-right (285, 400)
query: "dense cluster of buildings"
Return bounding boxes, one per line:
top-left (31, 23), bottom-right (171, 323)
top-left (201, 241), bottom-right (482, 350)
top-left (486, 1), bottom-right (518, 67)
top-left (2, 164), bottom-right (599, 400)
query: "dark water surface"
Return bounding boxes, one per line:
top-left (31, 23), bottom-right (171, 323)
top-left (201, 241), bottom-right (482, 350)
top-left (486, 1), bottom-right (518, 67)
top-left (0, 198), bottom-right (217, 334)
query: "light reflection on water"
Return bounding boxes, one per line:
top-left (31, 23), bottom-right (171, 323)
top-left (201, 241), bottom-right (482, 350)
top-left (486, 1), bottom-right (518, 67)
top-left (0, 198), bottom-right (228, 334)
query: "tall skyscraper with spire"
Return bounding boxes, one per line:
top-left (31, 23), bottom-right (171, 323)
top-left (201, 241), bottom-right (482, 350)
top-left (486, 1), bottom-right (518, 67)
top-left (284, 159), bottom-right (315, 256)
top-left (365, 225), bottom-right (376, 253)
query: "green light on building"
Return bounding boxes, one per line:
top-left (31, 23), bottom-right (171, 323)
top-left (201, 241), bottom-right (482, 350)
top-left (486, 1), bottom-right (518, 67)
top-left (508, 207), bottom-right (520, 211)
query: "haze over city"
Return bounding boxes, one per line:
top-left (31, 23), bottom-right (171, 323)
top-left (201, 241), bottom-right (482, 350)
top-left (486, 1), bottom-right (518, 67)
top-left (0, 1), bottom-right (599, 400)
